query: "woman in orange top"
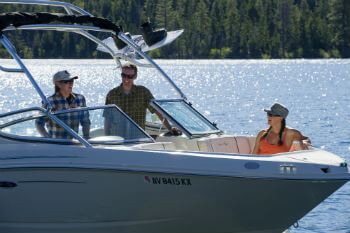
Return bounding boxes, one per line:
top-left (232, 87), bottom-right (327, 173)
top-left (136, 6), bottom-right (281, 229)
top-left (252, 103), bottom-right (310, 155)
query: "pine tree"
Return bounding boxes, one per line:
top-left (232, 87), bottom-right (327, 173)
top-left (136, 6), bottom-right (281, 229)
top-left (1, 0), bottom-right (348, 58)
top-left (328, 0), bottom-right (349, 57)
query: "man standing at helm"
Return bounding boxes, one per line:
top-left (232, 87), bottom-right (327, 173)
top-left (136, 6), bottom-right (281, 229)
top-left (104, 62), bottom-right (180, 135)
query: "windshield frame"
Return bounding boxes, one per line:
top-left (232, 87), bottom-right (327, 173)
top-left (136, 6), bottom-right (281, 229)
top-left (151, 99), bottom-right (221, 138)
top-left (0, 105), bottom-right (154, 146)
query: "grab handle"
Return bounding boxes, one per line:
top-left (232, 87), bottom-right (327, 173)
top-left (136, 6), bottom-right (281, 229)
top-left (0, 65), bottom-right (24, 73)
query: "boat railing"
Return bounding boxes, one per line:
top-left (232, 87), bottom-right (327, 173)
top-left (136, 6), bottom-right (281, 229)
top-left (0, 0), bottom-right (187, 99)
top-left (0, 0), bottom-right (92, 16)
top-left (0, 34), bottom-right (51, 107)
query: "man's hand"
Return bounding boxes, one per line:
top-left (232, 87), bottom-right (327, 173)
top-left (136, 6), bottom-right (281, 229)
top-left (169, 127), bottom-right (182, 136)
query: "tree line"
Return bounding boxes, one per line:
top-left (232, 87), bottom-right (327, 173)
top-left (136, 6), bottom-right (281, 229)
top-left (0, 0), bottom-right (349, 59)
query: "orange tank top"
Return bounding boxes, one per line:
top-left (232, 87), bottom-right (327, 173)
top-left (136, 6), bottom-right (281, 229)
top-left (258, 131), bottom-right (290, 155)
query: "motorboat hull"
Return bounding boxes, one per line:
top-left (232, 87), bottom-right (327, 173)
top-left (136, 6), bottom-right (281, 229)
top-left (0, 1), bottom-right (349, 232)
top-left (0, 166), bottom-right (347, 233)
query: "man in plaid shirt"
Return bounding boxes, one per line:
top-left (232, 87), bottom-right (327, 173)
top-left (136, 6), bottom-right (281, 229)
top-left (35, 70), bottom-right (91, 139)
top-left (104, 62), bottom-right (180, 136)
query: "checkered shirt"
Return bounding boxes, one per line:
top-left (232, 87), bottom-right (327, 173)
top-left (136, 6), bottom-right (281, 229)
top-left (35, 92), bottom-right (91, 139)
top-left (105, 84), bottom-right (155, 129)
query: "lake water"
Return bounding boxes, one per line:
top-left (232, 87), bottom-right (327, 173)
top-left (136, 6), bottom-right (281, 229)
top-left (0, 59), bottom-right (349, 233)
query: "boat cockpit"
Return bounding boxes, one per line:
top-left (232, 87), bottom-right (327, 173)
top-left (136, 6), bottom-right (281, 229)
top-left (0, 99), bottom-right (259, 154)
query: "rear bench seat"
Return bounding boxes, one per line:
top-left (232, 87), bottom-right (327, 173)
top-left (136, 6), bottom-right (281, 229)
top-left (197, 135), bottom-right (256, 154)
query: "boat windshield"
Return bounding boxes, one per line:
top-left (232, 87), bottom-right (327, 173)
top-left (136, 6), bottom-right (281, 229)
top-left (0, 105), bottom-right (153, 145)
top-left (151, 99), bottom-right (220, 137)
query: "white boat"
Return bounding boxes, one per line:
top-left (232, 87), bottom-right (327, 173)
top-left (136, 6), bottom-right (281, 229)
top-left (0, 1), bottom-right (349, 233)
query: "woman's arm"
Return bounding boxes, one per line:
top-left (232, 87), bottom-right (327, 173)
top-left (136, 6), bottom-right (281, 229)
top-left (252, 130), bottom-right (265, 154)
top-left (291, 129), bottom-right (311, 150)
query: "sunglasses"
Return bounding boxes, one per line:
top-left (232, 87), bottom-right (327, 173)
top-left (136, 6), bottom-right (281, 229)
top-left (121, 73), bottom-right (136, 79)
top-left (267, 113), bottom-right (281, 117)
top-left (60, 80), bottom-right (74, 84)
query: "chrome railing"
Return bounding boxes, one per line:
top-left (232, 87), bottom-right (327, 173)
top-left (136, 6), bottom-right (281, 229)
top-left (0, 34), bottom-right (50, 107)
top-left (0, 0), bottom-right (92, 16)
top-left (0, 0), bottom-right (187, 99)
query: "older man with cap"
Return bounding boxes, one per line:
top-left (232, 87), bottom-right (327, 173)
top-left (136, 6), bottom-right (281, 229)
top-left (35, 70), bottom-right (91, 139)
top-left (252, 102), bottom-right (310, 155)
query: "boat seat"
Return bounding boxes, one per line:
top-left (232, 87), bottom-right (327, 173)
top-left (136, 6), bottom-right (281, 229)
top-left (156, 134), bottom-right (201, 151)
top-left (197, 135), bottom-right (239, 153)
top-left (197, 135), bottom-right (256, 154)
top-left (236, 136), bottom-right (256, 154)
top-left (131, 141), bottom-right (176, 150)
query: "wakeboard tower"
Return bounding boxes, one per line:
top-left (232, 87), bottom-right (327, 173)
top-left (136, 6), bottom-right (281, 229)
top-left (0, 12), bottom-right (183, 57)
top-left (0, 6), bottom-right (187, 99)
top-left (97, 29), bottom-right (184, 55)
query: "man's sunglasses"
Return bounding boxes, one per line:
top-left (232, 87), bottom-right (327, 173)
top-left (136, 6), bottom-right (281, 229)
top-left (121, 73), bottom-right (136, 79)
top-left (60, 80), bottom-right (74, 84)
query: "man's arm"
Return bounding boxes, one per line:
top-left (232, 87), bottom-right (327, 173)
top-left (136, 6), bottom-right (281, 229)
top-left (104, 118), bottom-right (111, 135)
top-left (82, 123), bottom-right (90, 139)
top-left (35, 101), bottom-right (51, 137)
top-left (154, 110), bottom-right (181, 135)
top-left (79, 103), bottom-right (91, 139)
top-left (147, 90), bottom-right (181, 135)
top-left (35, 120), bottom-right (50, 138)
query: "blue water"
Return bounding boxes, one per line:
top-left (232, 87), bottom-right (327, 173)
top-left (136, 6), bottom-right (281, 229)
top-left (0, 59), bottom-right (349, 232)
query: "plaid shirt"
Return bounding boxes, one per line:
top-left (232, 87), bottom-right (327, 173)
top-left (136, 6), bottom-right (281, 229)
top-left (105, 84), bottom-right (155, 129)
top-left (36, 92), bottom-right (90, 139)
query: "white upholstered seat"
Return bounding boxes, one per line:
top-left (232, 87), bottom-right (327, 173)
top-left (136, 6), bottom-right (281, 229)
top-left (132, 142), bottom-right (176, 150)
top-left (197, 135), bottom-right (256, 154)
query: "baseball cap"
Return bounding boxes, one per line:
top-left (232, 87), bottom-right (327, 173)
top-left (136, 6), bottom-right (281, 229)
top-left (53, 70), bottom-right (78, 84)
top-left (264, 102), bottom-right (289, 118)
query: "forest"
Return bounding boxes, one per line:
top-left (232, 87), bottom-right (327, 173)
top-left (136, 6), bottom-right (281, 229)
top-left (0, 0), bottom-right (349, 59)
